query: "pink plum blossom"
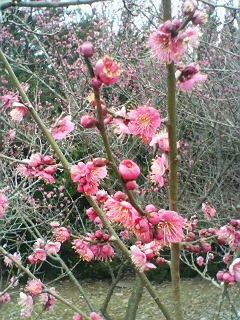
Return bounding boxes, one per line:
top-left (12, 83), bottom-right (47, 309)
top-left (18, 153), bottom-right (57, 183)
top-left (71, 160), bottom-right (107, 195)
top-left (18, 293), bottom-right (34, 317)
top-left (104, 198), bottom-right (141, 229)
top-left (202, 203), bottom-right (216, 220)
top-left (149, 19), bottom-right (200, 63)
top-left (119, 159), bottom-right (141, 181)
top-left (155, 209), bottom-right (186, 244)
top-left (90, 312), bottom-right (103, 320)
top-left (73, 314), bottom-right (84, 320)
top-left (130, 245), bottom-right (157, 272)
top-left (95, 55), bottom-right (122, 85)
top-left (176, 64), bottom-right (207, 91)
top-left (4, 252), bottom-right (21, 267)
top-left (0, 190), bottom-right (8, 217)
top-left (52, 115), bottom-right (75, 140)
top-left (196, 256), bottom-right (205, 266)
top-left (72, 239), bottom-right (94, 261)
top-left (45, 242), bottom-right (61, 255)
top-left (229, 258), bottom-right (240, 282)
top-left (25, 279), bottom-right (43, 296)
top-left (150, 131), bottom-right (180, 151)
top-left (28, 248), bottom-right (46, 264)
top-left (0, 292), bottom-right (11, 305)
top-left (40, 287), bottom-right (56, 311)
top-left (128, 105), bottom-right (161, 140)
top-left (54, 227), bottom-right (71, 242)
top-left (149, 154), bottom-right (168, 187)
top-left (9, 102), bottom-right (28, 122)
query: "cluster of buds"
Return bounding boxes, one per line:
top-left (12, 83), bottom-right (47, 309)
top-left (18, 153), bottom-right (57, 183)
top-left (185, 241), bottom-right (212, 253)
top-left (72, 231), bottom-right (114, 261)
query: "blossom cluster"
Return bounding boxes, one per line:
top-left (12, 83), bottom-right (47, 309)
top-left (149, 2), bottom-right (207, 91)
top-left (27, 238), bottom-right (61, 264)
top-left (70, 158), bottom-right (107, 195)
top-left (18, 153), bottom-right (57, 183)
top-left (72, 231), bottom-right (114, 261)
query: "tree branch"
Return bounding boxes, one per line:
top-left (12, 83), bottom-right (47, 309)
top-left (0, 0), bottom-right (108, 11)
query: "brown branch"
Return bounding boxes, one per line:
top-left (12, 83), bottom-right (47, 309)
top-left (0, 0), bottom-right (108, 10)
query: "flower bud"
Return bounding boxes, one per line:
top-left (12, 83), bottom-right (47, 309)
top-left (81, 115), bottom-right (97, 128)
top-left (93, 158), bottom-right (107, 167)
top-left (91, 77), bottom-right (102, 88)
top-left (126, 180), bottom-right (138, 190)
top-left (80, 42), bottom-right (94, 58)
top-left (119, 159), bottom-right (141, 181)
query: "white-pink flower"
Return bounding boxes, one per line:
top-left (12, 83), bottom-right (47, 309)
top-left (19, 292), bottom-right (34, 317)
top-left (9, 102), bottom-right (28, 122)
top-left (130, 245), bottom-right (157, 272)
top-left (52, 115), bottom-right (75, 140)
top-left (0, 190), bottom-right (8, 217)
top-left (149, 154), bottom-right (168, 187)
top-left (229, 258), bottom-right (240, 282)
top-left (45, 241), bottom-right (61, 255)
top-left (202, 203), bottom-right (216, 220)
top-left (176, 64), bottom-right (207, 91)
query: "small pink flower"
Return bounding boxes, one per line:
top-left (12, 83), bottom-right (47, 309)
top-left (52, 116), bottom-right (74, 140)
top-left (45, 242), bottom-right (61, 255)
top-left (183, 0), bottom-right (197, 15)
top-left (130, 245), bottom-right (156, 272)
top-left (70, 162), bottom-right (87, 182)
top-left (192, 10), bottom-right (208, 25)
top-left (28, 249), bottom-right (46, 264)
top-left (149, 154), bottom-right (168, 187)
top-left (8, 129), bottom-right (16, 140)
top-left (34, 238), bottom-right (45, 249)
top-left (0, 190), bottom-right (8, 217)
top-left (54, 227), bottom-right (71, 242)
top-left (4, 252), bottom-right (21, 267)
top-left (50, 221), bottom-right (60, 228)
top-left (73, 314), bottom-right (84, 320)
top-left (19, 292), bottom-right (34, 317)
top-left (81, 115), bottom-right (98, 128)
top-left (202, 203), bottom-right (216, 220)
top-left (128, 105), bottom-right (161, 140)
top-left (72, 239), bottom-right (94, 261)
top-left (176, 64), bottom-right (207, 91)
top-left (9, 102), bottom-right (28, 122)
top-left (229, 258), bottom-right (240, 282)
top-left (25, 279), bottom-right (43, 296)
top-left (150, 131), bottom-right (180, 151)
top-left (196, 256), bottom-right (205, 266)
top-left (90, 312), bottom-right (103, 320)
top-left (119, 159), bottom-right (141, 181)
top-left (149, 20), bottom-right (199, 63)
top-left (155, 209), bottom-right (186, 244)
top-left (40, 287), bottom-right (56, 311)
top-left (95, 55), bottom-right (122, 85)
top-left (0, 292), bottom-right (11, 305)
